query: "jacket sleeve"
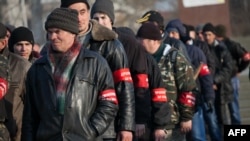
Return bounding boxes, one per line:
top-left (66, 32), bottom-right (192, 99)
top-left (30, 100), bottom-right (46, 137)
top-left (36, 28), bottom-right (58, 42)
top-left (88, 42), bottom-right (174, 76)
top-left (107, 40), bottom-right (135, 132)
top-left (197, 40), bottom-right (216, 76)
top-left (213, 45), bottom-right (233, 84)
top-left (89, 58), bottom-right (119, 136)
top-left (197, 50), bottom-right (215, 102)
top-left (120, 37), bottom-right (149, 126)
top-left (175, 52), bottom-right (196, 122)
top-left (147, 54), bottom-right (170, 129)
top-left (21, 67), bottom-right (39, 141)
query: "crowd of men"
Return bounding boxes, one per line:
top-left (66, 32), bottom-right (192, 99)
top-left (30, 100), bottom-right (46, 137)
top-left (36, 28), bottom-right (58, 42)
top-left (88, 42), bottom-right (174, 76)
top-left (1, 0), bottom-right (250, 141)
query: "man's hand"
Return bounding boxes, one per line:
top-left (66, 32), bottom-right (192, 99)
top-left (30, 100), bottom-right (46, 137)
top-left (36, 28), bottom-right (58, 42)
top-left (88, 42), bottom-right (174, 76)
top-left (154, 129), bottom-right (168, 141)
top-left (0, 78), bottom-right (8, 99)
top-left (180, 120), bottom-right (192, 133)
top-left (135, 124), bottom-right (145, 138)
top-left (116, 131), bottom-right (133, 141)
top-left (213, 84), bottom-right (217, 90)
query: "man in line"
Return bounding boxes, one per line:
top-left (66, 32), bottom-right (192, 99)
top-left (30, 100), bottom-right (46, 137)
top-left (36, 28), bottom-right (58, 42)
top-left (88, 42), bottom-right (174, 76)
top-left (0, 22), bottom-right (31, 141)
top-left (60, 0), bottom-right (135, 140)
top-left (90, 0), bottom-right (170, 140)
top-left (215, 24), bottom-right (250, 125)
top-left (21, 8), bottom-right (118, 141)
top-left (137, 22), bottom-right (196, 141)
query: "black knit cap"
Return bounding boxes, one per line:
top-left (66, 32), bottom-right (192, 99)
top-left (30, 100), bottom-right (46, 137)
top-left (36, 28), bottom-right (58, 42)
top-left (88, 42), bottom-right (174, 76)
top-left (91, 0), bottom-right (115, 23)
top-left (0, 23), bottom-right (7, 39)
top-left (60, 0), bottom-right (90, 9)
top-left (8, 27), bottom-right (34, 52)
top-left (215, 24), bottom-right (227, 38)
top-left (136, 22), bottom-right (162, 40)
top-left (136, 10), bottom-right (164, 31)
top-left (45, 8), bottom-right (79, 34)
top-left (202, 23), bottom-right (216, 34)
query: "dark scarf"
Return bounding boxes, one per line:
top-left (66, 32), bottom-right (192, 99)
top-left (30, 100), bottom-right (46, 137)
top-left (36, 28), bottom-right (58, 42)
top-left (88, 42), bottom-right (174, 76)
top-left (48, 41), bottom-right (81, 115)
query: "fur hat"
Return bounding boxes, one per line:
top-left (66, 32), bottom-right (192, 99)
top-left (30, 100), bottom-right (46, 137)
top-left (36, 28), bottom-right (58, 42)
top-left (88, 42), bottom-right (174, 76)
top-left (0, 23), bottom-right (7, 39)
top-left (136, 22), bottom-right (162, 40)
top-left (8, 26), bottom-right (34, 52)
top-left (91, 0), bottom-right (115, 23)
top-left (60, 0), bottom-right (90, 9)
top-left (136, 10), bottom-right (164, 31)
top-left (45, 8), bottom-right (79, 34)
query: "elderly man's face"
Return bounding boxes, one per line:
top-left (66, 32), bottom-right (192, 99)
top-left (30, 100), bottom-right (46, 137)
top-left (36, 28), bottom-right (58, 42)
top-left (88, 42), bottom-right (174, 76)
top-left (47, 28), bottom-right (76, 53)
top-left (68, 2), bottom-right (90, 35)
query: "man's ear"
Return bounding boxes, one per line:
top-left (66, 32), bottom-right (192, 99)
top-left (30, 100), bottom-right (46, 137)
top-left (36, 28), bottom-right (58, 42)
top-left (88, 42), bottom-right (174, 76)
top-left (0, 38), bottom-right (7, 48)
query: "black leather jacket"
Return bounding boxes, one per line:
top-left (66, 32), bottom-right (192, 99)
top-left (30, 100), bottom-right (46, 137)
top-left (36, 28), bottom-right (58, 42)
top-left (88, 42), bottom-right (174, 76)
top-left (79, 20), bottom-right (135, 138)
top-left (21, 48), bottom-right (118, 141)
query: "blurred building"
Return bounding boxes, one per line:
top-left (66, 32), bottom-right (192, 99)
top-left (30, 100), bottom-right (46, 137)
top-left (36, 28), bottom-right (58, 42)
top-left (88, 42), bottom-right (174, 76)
top-left (178, 0), bottom-right (250, 37)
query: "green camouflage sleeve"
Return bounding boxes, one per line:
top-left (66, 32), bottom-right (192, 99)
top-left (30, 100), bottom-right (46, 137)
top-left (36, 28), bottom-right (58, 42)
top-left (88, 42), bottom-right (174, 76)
top-left (174, 51), bottom-right (196, 121)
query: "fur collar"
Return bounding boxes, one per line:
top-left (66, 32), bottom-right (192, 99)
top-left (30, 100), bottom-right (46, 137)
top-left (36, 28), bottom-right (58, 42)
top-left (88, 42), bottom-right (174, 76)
top-left (90, 19), bottom-right (118, 41)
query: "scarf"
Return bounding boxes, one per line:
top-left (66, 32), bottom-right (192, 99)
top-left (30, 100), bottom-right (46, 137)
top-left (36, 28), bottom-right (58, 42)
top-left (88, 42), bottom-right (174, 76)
top-left (48, 41), bottom-right (81, 115)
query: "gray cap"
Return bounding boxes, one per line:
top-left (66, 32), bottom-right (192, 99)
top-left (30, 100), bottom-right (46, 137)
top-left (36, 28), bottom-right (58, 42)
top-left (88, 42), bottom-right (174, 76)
top-left (45, 8), bottom-right (79, 34)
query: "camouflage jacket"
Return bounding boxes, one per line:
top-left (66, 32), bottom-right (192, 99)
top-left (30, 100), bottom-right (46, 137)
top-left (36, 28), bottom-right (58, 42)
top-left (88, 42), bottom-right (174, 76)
top-left (153, 44), bottom-right (196, 129)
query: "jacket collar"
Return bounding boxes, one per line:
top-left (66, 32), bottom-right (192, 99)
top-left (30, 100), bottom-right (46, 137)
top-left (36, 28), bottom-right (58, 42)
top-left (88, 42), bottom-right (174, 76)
top-left (89, 19), bottom-right (118, 41)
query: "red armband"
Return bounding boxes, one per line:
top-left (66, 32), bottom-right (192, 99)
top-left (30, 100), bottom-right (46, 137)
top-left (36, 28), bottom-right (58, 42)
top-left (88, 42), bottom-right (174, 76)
top-left (243, 52), bottom-right (250, 60)
top-left (199, 63), bottom-right (210, 76)
top-left (178, 91), bottom-right (195, 107)
top-left (151, 88), bottom-right (167, 102)
top-left (0, 78), bottom-right (8, 99)
top-left (113, 68), bottom-right (133, 83)
top-left (132, 74), bottom-right (149, 88)
top-left (99, 89), bottom-right (118, 105)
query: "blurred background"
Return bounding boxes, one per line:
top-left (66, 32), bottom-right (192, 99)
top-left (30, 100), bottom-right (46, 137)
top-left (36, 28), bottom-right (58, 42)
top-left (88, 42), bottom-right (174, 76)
top-left (0, 0), bottom-right (250, 45)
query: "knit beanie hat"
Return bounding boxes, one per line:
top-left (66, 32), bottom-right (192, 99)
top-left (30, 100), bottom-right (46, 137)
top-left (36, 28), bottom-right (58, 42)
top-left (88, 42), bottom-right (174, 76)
top-left (136, 22), bottom-right (162, 40)
top-left (8, 27), bottom-right (34, 52)
top-left (136, 10), bottom-right (164, 31)
top-left (215, 24), bottom-right (227, 38)
top-left (5, 24), bottom-right (15, 33)
top-left (45, 8), bottom-right (79, 34)
top-left (202, 23), bottom-right (216, 34)
top-left (60, 0), bottom-right (90, 9)
top-left (0, 23), bottom-right (7, 39)
top-left (91, 0), bottom-right (115, 23)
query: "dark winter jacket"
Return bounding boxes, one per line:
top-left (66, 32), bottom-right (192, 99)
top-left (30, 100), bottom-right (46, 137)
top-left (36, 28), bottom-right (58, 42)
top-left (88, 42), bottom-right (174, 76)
top-left (115, 27), bottom-right (170, 130)
top-left (208, 40), bottom-right (233, 104)
top-left (153, 43), bottom-right (196, 129)
top-left (79, 20), bottom-right (135, 138)
top-left (222, 37), bottom-right (250, 74)
top-left (185, 44), bottom-right (215, 105)
top-left (193, 39), bottom-right (216, 76)
top-left (21, 48), bottom-right (118, 141)
top-left (0, 47), bottom-right (31, 141)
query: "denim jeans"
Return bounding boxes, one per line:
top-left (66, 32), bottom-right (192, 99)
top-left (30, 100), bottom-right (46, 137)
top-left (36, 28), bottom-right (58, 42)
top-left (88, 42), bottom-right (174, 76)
top-left (202, 102), bottom-right (222, 141)
top-left (228, 76), bottom-right (241, 124)
top-left (187, 106), bottom-right (206, 141)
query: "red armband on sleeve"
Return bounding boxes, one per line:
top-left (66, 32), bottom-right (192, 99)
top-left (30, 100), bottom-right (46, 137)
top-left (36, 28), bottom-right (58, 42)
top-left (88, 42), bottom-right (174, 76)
top-left (243, 52), bottom-right (250, 60)
top-left (132, 74), bottom-right (149, 88)
top-left (99, 89), bottom-right (118, 105)
top-left (0, 78), bottom-right (8, 99)
top-left (199, 63), bottom-right (210, 76)
top-left (178, 91), bottom-right (195, 107)
top-left (113, 68), bottom-right (133, 83)
top-left (151, 88), bottom-right (167, 102)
